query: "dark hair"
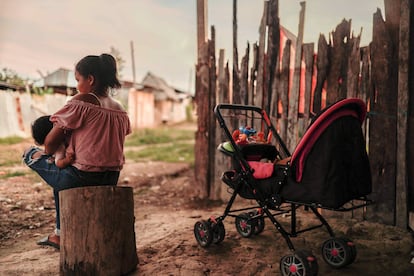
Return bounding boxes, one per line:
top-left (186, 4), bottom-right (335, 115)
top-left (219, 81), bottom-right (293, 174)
top-left (32, 115), bottom-right (53, 145)
top-left (75, 53), bottom-right (121, 96)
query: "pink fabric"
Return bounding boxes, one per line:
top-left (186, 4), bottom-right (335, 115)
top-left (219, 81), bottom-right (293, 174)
top-left (248, 161), bottom-right (274, 179)
top-left (51, 99), bottom-right (131, 172)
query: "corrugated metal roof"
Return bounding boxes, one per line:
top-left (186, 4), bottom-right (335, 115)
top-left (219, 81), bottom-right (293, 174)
top-left (43, 68), bottom-right (76, 87)
top-left (141, 72), bottom-right (181, 101)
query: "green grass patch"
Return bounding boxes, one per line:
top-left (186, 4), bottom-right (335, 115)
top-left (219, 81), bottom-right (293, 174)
top-left (125, 128), bottom-right (194, 146)
top-left (0, 136), bottom-right (25, 145)
top-left (125, 142), bottom-right (194, 165)
top-left (0, 170), bottom-right (26, 179)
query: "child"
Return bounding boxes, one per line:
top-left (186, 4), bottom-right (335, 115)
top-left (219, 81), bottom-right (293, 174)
top-left (30, 115), bottom-right (74, 168)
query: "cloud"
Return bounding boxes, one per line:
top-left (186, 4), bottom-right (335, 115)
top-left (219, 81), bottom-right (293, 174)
top-left (0, 0), bottom-right (384, 92)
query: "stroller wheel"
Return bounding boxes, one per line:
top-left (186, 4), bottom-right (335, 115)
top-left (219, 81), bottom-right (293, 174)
top-left (194, 220), bottom-right (213, 247)
top-left (321, 237), bottom-right (355, 268)
top-left (254, 216), bottom-right (265, 235)
top-left (209, 219), bottom-right (226, 244)
top-left (337, 237), bottom-right (357, 265)
top-left (235, 213), bottom-right (255, 238)
top-left (280, 250), bottom-right (318, 276)
top-left (248, 211), bottom-right (265, 235)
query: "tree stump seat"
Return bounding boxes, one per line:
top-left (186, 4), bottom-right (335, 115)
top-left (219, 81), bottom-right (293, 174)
top-left (59, 186), bottom-right (138, 276)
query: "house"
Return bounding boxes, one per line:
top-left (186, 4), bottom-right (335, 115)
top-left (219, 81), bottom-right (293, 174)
top-left (33, 68), bottom-right (192, 129)
top-left (0, 81), bottom-right (25, 92)
top-left (40, 68), bottom-right (77, 95)
top-left (128, 72), bottom-right (193, 129)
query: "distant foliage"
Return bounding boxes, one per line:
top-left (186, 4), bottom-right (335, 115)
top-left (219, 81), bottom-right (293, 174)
top-left (31, 86), bottom-right (54, 95)
top-left (110, 46), bottom-right (125, 78)
top-left (0, 67), bottom-right (26, 86)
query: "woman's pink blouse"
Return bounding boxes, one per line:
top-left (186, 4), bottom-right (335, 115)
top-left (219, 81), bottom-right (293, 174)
top-left (50, 99), bottom-right (131, 172)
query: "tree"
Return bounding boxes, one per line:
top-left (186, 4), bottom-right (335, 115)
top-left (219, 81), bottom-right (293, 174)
top-left (0, 67), bottom-right (26, 87)
top-left (110, 47), bottom-right (125, 79)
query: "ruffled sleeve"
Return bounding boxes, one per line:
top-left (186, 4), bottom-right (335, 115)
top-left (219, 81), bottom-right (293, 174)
top-left (49, 99), bottom-right (131, 171)
top-left (50, 100), bottom-right (91, 130)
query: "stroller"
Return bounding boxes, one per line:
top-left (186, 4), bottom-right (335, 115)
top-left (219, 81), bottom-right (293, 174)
top-left (193, 98), bottom-right (373, 275)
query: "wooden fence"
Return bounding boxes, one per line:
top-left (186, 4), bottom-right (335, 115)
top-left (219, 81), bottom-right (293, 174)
top-left (194, 0), bottom-right (413, 229)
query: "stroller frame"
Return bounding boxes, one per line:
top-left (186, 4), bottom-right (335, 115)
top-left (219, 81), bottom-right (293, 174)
top-left (193, 100), bottom-right (373, 275)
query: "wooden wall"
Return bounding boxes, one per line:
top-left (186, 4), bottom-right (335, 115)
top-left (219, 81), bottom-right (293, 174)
top-left (195, 0), bottom-right (414, 229)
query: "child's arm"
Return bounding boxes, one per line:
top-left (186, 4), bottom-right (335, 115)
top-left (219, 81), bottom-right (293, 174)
top-left (55, 144), bottom-right (75, 169)
top-left (55, 152), bottom-right (75, 168)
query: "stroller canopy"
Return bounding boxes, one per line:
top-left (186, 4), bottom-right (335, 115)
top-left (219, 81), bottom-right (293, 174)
top-left (291, 98), bottom-right (367, 182)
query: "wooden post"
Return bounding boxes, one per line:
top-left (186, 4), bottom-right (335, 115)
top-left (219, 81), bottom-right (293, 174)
top-left (265, 0), bottom-right (280, 115)
top-left (255, 1), bottom-right (268, 108)
top-left (396, 0), bottom-right (410, 229)
top-left (300, 42), bottom-right (314, 135)
top-left (249, 43), bottom-right (259, 106)
top-left (406, 0), bottom-right (414, 231)
top-left (197, 0), bottom-right (207, 56)
top-left (240, 43), bottom-right (250, 106)
top-left (287, 1), bottom-right (305, 152)
top-left (59, 186), bottom-right (138, 275)
top-left (313, 34), bottom-right (329, 113)
top-left (326, 19), bottom-right (351, 105)
top-left (232, 0), bottom-right (240, 105)
top-left (208, 27), bottom-right (217, 200)
top-left (279, 39), bottom-right (291, 142)
top-left (346, 34), bottom-right (361, 99)
top-left (367, 8), bottom-right (398, 225)
top-left (214, 49), bottom-right (231, 201)
top-left (195, 0), bottom-right (210, 198)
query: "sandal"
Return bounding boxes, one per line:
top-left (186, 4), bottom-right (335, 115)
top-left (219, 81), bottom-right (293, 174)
top-left (37, 233), bottom-right (60, 250)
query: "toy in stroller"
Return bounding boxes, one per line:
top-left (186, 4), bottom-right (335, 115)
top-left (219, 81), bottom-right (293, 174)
top-left (193, 98), bottom-right (373, 275)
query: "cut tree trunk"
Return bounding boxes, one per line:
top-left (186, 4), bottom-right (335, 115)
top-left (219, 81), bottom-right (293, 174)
top-left (59, 186), bottom-right (138, 276)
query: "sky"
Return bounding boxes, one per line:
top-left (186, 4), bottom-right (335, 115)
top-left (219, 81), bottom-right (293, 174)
top-left (0, 0), bottom-right (385, 93)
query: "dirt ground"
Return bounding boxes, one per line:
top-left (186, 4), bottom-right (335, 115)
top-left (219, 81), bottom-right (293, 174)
top-left (1, 141), bottom-right (414, 276)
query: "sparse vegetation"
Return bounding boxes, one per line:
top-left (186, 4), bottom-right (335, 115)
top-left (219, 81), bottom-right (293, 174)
top-left (125, 127), bottom-right (194, 145)
top-left (125, 126), bottom-right (195, 165)
top-left (0, 136), bottom-right (25, 145)
top-left (0, 171), bottom-right (26, 179)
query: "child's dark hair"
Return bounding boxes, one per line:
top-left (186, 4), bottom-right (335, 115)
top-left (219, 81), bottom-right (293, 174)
top-left (75, 53), bottom-right (121, 97)
top-left (32, 115), bottom-right (53, 145)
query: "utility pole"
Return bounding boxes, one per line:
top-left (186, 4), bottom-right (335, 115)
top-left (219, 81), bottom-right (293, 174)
top-left (130, 40), bottom-right (136, 83)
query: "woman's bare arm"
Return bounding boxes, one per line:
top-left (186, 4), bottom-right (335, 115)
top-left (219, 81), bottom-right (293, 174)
top-left (44, 126), bottom-right (66, 155)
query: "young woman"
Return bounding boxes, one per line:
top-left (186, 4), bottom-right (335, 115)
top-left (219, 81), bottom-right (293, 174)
top-left (23, 54), bottom-right (131, 249)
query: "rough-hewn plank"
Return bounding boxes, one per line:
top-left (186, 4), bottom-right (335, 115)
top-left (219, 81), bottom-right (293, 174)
top-left (326, 19), bottom-right (351, 105)
top-left (367, 8), bottom-right (398, 225)
top-left (313, 34), bottom-right (329, 113)
top-left (359, 46), bottom-right (371, 102)
top-left (395, 0), bottom-right (410, 228)
top-left (265, 0), bottom-right (280, 114)
top-left (240, 43), bottom-right (250, 105)
top-left (301, 42), bottom-right (315, 132)
top-left (213, 49), bottom-right (231, 200)
top-left (196, 0), bottom-right (207, 55)
top-left (287, 1), bottom-right (305, 152)
top-left (249, 43), bottom-right (259, 106)
top-left (208, 27), bottom-right (218, 200)
top-left (407, 0), bottom-right (414, 229)
top-left (255, 1), bottom-right (268, 108)
top-left (278, 39), bottom-right (291, 142)
top-left (232, 0), bottom-right (241, 105)
top-left (346, 35), bottom-right (361, 98)
top-left (195, 41), bottom-right (210, 198)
